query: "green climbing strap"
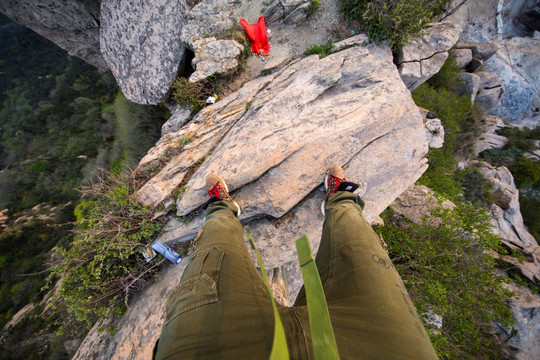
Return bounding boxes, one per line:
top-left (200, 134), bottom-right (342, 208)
top-left (245, 227), bottom-right (290, 360)
top-left (296, 234), bottom-right (340, 360)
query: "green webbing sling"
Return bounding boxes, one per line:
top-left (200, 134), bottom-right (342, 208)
top-left (245, 228), bottom-right (339, 360)
top-left (296, 234), bottom-right (340, 360)
top-left (245, 227), bottom-right (289, 360)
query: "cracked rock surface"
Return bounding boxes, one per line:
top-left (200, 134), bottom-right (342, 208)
top-left (137, 35), bottom-right (429, 223)
top-left (397, 22), bottom-right (462, 90)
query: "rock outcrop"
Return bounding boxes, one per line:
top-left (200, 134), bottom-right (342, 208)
top-left (0, 0), bottom-right (107, 70)
top-left (397, 22), bottom-right (462, 90)
top-left (189, 37), bottom-right (244, 82)
top-left (473, 115), bottom-right (508, 156)
top-left (137, 35), bottom-right (429, 226)
top-left (100, 0), bottom-right (190, 104)
top-left (418, 108), bottom-right (445, 149)
top-left (390, 185), bottom-right (456, 226)
top-left (73, 261), bottom-right (188, 360)
top-left (476, 161), bottom-right (537, 250)
top-left (475, 71), bottom-right (504, 112)
top-left (483, 35), bottom-right (540, 127)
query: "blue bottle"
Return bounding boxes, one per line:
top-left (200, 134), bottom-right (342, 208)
top-left (151, 239), bottom-right (182, 264)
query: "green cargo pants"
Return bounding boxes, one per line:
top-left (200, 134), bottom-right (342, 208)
top-left (154, 191), bottom-right (438, 360)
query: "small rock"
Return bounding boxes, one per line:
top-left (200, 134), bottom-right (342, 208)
top-left (418, 107), bottom-right (445, 149)
top-left (472, 115), bottom-right (507, 156)
top-left (283, 2), bottom-right (310, 25)
top-left (456, 72), bottom-right (480, 102)
top-left (189, 38), bottom-right (244, 82)
top-left (450, 48), bottom-right (473, 68)
top-left (467, 58), bottom-right (483, 72)
top-left (161, 107), bottom-right (192, 136)
top-left (397, 22), bottom-right (462, 90)
top-left (475, 87), bottom-right (503, 112)
top-left (455, 41), bottom-right (498, 61)
top-left (476, 71), bottom-right (502, 89)
top-left (476, 161), bottom-right (537, 249)
top-left (391, 185), bottom-right (456, 227)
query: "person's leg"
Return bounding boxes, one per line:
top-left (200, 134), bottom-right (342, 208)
top-left (294, 167), bottom-right (437, 360)
top-left (154, 185), bottom-right (275, 359)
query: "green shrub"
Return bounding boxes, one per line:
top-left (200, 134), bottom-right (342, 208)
top-left (307, 0), bottom-right (320, 17)
top-left (170, 77), bottom-right (207, 111)
top-left (26, 160), bottom-right (51, 174)
top-left (509, 157), bottom-right (540, 188)
top-left (177, 136), bottom-right (192, 148)
top-left (454, 166), bottom-right (495, 208)
top-left (519, 193), bottom-right (540, 241)
top-left (47, 169), bottom-right (169, 331)
top-left (376, 204), bottom-right (513, 359)
top-left (412, 83), bottom-right (474, 200)
top-left (304, 40), bottom-right (334, 58)
top-left (425, 54), bottom-right (463, 91)
top-left (341, 0), bottom-right (451, 49)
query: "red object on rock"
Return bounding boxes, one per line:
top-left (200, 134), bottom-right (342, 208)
top-left (240, 16), bottom-right (270, 55)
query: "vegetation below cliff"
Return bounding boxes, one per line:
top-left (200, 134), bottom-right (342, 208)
top-left (0, 14), bottom-right (168, 359)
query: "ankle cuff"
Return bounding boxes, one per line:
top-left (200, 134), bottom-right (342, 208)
top-left (337, 181), bottom-right (359, 193)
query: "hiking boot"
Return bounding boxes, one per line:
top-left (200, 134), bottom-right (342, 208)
top-left (321, 164), bottom-right (362, 215)
top-left (205, 173), bottom-right (241, 216)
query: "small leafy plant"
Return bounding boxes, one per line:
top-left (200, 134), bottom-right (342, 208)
top-left (170, 77), bottom-right (208, 111)
top-left (307, 0), bottom-right (320, 17)
top-left (304, 40), bottom-right (334, 58)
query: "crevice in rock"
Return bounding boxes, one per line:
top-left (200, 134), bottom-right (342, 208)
top-left (397, 49), bottom-right (450, 65)
top-left (344, 131), bottom-right (391, 169)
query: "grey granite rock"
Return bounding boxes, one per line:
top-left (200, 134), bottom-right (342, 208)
top-left (455, 41), bottom-right (498, 61)
top-left (476, 161), bottom-right (537, 249)
top-left (263, 0), bottom-right (312, 23)
top-left (475, 86), bottom-right (503, 112)
top-left (0, 0), bottom-right (107, 70)
top-left (477, 71), bottom-right (502, 89)
top-left (189, 37), bottom-right (244, 82)
top-left (397, 22), bottom-right (462, 90)
top-left (100, 0), bottom-right (190, 104)
top-left (473, 115), bottom-right (508, 156)
top-left (418, 108), bottom-right (445, 149)
top-left (180, 0), bottom-right (235, 45)
top-left (161, 107), bottom-right (192, 136)
top-left (456, 72), bottom-right (480, 102)
top-left (450, 48), bottom-right (473, 68)
top-left (483, 36), bottom-right (540, 127)
top-left (390, 185), bottom-right (456, 227)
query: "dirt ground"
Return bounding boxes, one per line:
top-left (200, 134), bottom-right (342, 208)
top-left (227, 0), bottom-right (358, 88)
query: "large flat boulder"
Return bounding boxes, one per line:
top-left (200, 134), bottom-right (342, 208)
top-left (100, 0), bottom-right (190, 104)
top-left (170, 38), bottom-right (428, 219)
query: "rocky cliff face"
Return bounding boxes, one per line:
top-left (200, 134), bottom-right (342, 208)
top-left (72, 30), bottom-right (446, 358)
top-left (0, 0), bottom-right (107, 70)
top-left (3, 0), bottom-right (539, 358)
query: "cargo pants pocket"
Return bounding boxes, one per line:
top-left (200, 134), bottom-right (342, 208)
top-left (165, 246), bottom-right (224, 325)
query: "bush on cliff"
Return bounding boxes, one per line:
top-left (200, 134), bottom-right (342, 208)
top-left (47, 170), bottom-right (178, 331)
top-left (341, 0), bottom-right (451, 49)
top-left (375, 205), bottom-right (513, 359)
